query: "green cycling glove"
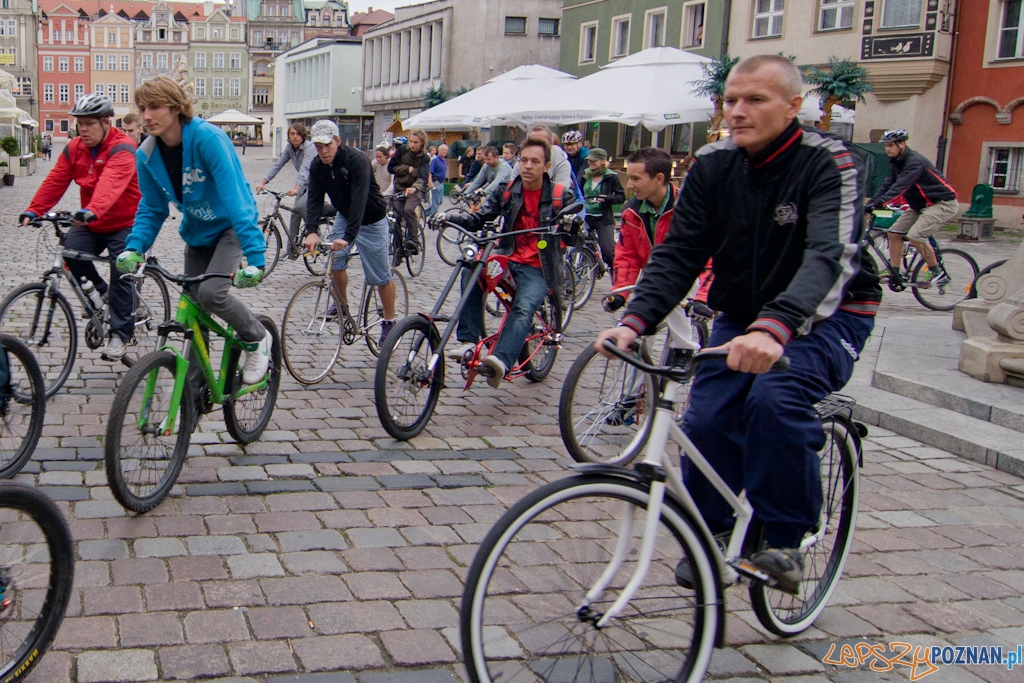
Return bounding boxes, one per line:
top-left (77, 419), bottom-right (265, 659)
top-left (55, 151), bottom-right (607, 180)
top-left (116, 250), bottom-right (144, 274)
top-left (234, 265), bottom-right (264, 288)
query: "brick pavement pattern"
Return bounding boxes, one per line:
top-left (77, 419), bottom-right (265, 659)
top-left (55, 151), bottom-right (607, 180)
top-left (2, 144), bottom-right (1022, 683)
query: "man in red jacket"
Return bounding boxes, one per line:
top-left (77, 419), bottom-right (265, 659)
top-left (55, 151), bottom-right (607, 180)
top-left (20, 95), bottom-right (141, 361)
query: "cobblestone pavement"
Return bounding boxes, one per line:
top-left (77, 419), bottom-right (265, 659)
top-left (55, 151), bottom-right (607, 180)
top-left (1, 144), bottom-right (1022, 683)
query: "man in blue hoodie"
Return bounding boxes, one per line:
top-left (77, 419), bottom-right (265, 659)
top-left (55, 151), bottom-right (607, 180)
top-left (116, 76), bottom-right (272, 385)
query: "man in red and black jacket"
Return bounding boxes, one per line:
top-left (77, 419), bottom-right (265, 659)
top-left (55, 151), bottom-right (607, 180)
top-left (597, 56), bottom-right (882, 594)
top-left (20, 95), bottom-right (141, 361)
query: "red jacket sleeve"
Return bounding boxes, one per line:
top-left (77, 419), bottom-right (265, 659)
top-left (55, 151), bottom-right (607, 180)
top-left (85, 144), bottom-right (138, 221)
top-left (26, 146), bottom-right (75, 216)
top-left (613, 222), bottom-right (645, 300)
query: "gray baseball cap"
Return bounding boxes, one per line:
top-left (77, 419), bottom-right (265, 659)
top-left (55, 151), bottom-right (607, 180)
top-left (310, 120), bottom-right (339, 144)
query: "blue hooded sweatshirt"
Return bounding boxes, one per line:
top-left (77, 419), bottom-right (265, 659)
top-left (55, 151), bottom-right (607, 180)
top-left (127, 117), bottom-right (265, 268)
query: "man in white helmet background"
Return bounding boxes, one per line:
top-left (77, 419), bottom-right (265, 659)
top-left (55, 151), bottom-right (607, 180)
top-left (20, 94), bottom-right (142, 361)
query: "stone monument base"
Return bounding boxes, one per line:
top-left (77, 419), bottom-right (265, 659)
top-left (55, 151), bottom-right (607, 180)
top-left (960, 336), bottom-right (1024, 384)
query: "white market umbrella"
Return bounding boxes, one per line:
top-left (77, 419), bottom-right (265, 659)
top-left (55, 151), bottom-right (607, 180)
top-left (504, 48), bottom-right (715, 142)
top-left (402, 64), bottom-right (576, 130)
top-left (799, 95), bottom-right (855, 124)
top-left (206, 109), bottom-right (263, 125)
top-left (0, 69), bottom-right (15, 91)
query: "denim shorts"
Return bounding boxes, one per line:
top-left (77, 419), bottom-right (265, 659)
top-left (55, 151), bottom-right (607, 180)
top-left (329, 215), bottom-right (393, 287)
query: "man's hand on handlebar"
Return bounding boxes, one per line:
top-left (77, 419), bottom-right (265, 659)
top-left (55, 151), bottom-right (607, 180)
top-left (116, 250), bottom-right (145, 275)
top-left (286, 184), bottom-right (300, 197)
top-left (706, 331), bottom-right (784, 374)
top-left (595, 326), bottom-right (638, 358)
top-left (302, 233), bottom-right (320, 255)
top-left (19, 211), bottom-right (37, 227)
top-left (73, 209), bottom-right (96, 228)
top-left (255, 181), bottom-right (267, 195)
top-left (331, 238), bottom-right (349, 252)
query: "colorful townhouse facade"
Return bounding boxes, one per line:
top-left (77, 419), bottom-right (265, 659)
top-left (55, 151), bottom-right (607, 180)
top-left (37, 2), bottom-right (90, 136)
top-left (189, 6), bottom-right (249, 119)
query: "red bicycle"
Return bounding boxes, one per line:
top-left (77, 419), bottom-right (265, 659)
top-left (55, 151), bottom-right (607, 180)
top-left (374, 206), bottom-right (581, 440)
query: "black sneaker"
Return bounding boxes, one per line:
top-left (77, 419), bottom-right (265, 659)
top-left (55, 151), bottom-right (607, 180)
top-left (750, 547), bottom-right (805, 595)
top-left (605, 395), bottom-right (639, 426)
top-left (405, 241), bottom-right (421, 256)
top-left (675, 531), bottom-right (730, 589)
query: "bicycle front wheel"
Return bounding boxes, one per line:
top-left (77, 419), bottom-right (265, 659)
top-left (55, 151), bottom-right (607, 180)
top-left (261, 218), bottom-right (283, 279)
top-left (0, 335), bottom-right (45, 479)
top-left (282, 281), bottom-right (342, 384)
top-left (436, 223), bottom-right (464, 266)
top-left (126, 269), bottom-right (172, 367)
top-left (911, 248), bottom-right (979, 311)
top-left (374, 316), bottom-right (443, 440)
top-left (749, 416), bottom-right (859, 636)
top-left (0, 283), bottom-right (77, 398)
top-left (567, 247), bottom-right (597, 308)
top-left (406, 220), bottom-right (426, 278)
top-left (105, 351), bottom-right (193, 513)
top-left (559, 343), bottom-right (657, 465)
top-left (363, 269), bottom-right (410, 358)
top-left (224, 315), bottom-right (282, 444)
top-left (518, 291), bottom-right (560, 382)
top-left (0, 483), bottom-right (75, 682)
top-left (460, 474), bottom-right (719, 683)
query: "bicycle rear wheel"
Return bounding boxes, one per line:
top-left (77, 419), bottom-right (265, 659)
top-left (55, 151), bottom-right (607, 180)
top-left (224, 316), bottom-right (282, 444)
top-left (105, 351), bottom-right (194, 513)
top-left (0, 336), bottom-right (45, 479)
top-left (460, 474), bottom-right (719, 683)
top-left (261, 218), bottom-right (283, 279)
top-left (374, 316), bottom-right (443, 440)
top-left (304, 224), bottom-right (328, 276)
top-left (282, 281), bottom-right (342, 384)
top-left (363, 270), bottom-right (409, 358)
top-left (749, 416), bottom-right (859, 636)
top-left (911, 248), bottom-right (978, 311)
top-left (0, 283), bottom-right (77, 399)
top-left (126, 269), bottom-right (172, 367)
top-left (567, 247), bottom-right (597, 308)
top-left (406, 220), bottom-right (426, 278)
top-left (0, 483), bottom-right (75, 682)
top-left (518, 292), bottom-right (560, 382)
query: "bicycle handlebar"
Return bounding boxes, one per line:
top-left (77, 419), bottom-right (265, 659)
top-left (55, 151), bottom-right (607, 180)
top-left (138, 259), bottom-right (234, 286)
top-left (28, 211), bottom-right (74, 230)
top-left (600, 340), bottom-right (790, 381)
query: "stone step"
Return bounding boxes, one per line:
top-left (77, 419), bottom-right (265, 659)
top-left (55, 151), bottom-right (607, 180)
top-left (845, 383), bottom-right (1024, 478)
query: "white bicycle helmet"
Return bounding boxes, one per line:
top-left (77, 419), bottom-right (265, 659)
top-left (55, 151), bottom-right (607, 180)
top-left (561, 130), bottom-right (583, 145)
top-left (880, 128), bottom-right (908, 143)
top-left (69, 94), bottom-right (114, 118)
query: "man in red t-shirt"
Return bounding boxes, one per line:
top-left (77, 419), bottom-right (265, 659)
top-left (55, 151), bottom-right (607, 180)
top-left (448, 138), bottom-right (575, 387)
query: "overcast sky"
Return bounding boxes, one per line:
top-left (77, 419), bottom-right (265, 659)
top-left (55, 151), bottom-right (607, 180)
top-left (347, 0), bottom-right (430, 15)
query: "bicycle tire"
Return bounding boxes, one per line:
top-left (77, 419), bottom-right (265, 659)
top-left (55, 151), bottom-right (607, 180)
top-left (281, 281), bottom-right (343, 384)
top-left (0, 283), bottom-right (77, 399)
top-left (967, 259), bottom-right (1007, 300)
top-left (261, 217), bottom-right (283, 279)
top-left (105, 351), bottom-right (194, 513)
top-left (518, 291), bottom-right (560, 382)
top-left (0, 483), bottom-right (75, 682)
top-left (125, 268), bottom-right (173, 368)
top-left (374, 316), bottom-right (443, 441)
top-left (304, 224), bottom-right (328, 276)
top-left (749, 416), bottom-right (859, 636)
top-left (363, 270), bottom-right (410, 358)
top-left (460, 474), bottom-right (719, 683)
top-left (436, 223), bottom-right (464, 266)
top-left (406, 221), bottom-right (426, 278)
top-left (0, 335), bottom-right (46, 478)
top-left (910, 247), bottom-right (978, 311)
top-left (559, 264), bottom-right (576, 332)
top-left (567, 247), bottom-right (597, 308)
top-left (558, 343), bottom-right (657, 466)
top-left (224, 315), bottom-right (282, 444)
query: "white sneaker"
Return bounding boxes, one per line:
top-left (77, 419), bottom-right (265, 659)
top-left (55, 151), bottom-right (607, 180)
top-left (481, 355), bottom-right (506, 388)
top-left (448, 342), bottom-right (480, 361)
top-left (101, 336), bottom-right (127, 361)
top-left (242, 329), bottom-right (273, 385)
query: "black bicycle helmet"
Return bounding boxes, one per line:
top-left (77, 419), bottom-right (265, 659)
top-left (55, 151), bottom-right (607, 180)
top-left (880, 128), bottom-right (908, 143)
top-left (69, 94), bottom-right (114, 118)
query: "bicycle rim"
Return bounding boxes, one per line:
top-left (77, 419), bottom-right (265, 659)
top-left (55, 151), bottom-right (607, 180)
top-left (559, 344), bottom-right (656, 465)
top-left (0, 284), bottom-right (77, 399)
top-left (282, 282), bottom-right (342, 384)
top-left (406, 222), bottom-right (426, 277)
top-left (749, 418), bottom-right (859, 635)
top-left (374, 316), bottom-right (443, 440)
top-left (105, 351), bottom-right (192, 513)
top-left (224, 316), bottom-right (282, 444)
top-left (460, 475), bottom-right (718, 683)
top-left (519, 294), bottom-right (559, 382)
top-left (437, 224), bottom-right (464, 266)
top-left (0, 483), bottom-right (75, 682)
top-left (127, 270), bottom-right (172, 367)
top-left (911, 248), bottom-right (978, 311)
top-left (364, 270), bottom-right (409, 358)
top-left (568, 248), bottom-right (597, 308)
top-left (262, 219), bottom-right (283, 279)
top-left (0, 336), bottom-right (45, 479)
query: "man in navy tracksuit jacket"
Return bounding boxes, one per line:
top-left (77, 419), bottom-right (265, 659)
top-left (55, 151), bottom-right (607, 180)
top-left (598, 55), bottom-right (882, 594)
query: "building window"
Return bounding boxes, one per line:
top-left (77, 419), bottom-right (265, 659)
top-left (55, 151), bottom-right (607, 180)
top-left (95, 83), bottom-right (104, 95)
top-left (108, 32), bottom-right (116, 45)
top-left (142, 53), bottom-right (152, 68)
top-left (107, 84), bottom-right (116, 100)
top-left (43, 57), bottom-right (53, 72)
top-left (309, 16), bottom-right (317, 26)
top-left (108, 54), bottom-right (117, 70)
top-left (196, 27), bottom-right (205, 39)
top-left (44, 83), bottom-right (53, 102)
top-left (174, 31), bottom-right (181, 42)
top-left (195, 78), bottom-right (206, 96)
top-left (682, 2), bottom-right (706, 48)
top-left (989, 147), bottom-right (1023, 192)
top-left (753, 0), bottom-right (785, 38)
top-left (880, 0), bottom-right (921, 28)
top-left (60, 119), bottom-right (69, 133)
top-left (195, 52), bottom-right (206, 68)
top-left (121, 54), bottom-right (130, 70)
top-left (265, 4), bottom-right (275, 15)
top-left (158, 28), bottom-right (166, 40)
top-left (58, 57), bottom-right (68, 72)
top-left (644, 8), bottom-right (668, 48)
top-left (229, 78), bottom-right (240, 97)
top-left (51, 29), bottom-right (60, 41)
top-left (74, 57), bottom-right (84, 72)
top-left (231, 28), bottom-right (239, 40)
top-left (1, 19), bottom-right (13, 37)
top-left (253, 31), bottom-right (263, 45)
top-left (212, 26), bottom-right (222, 39)
top-left (121, 83), bottom-right (130, 103)
top-left (230, 52), bottom-right (241, 69)
top-left (505, 16), bottom-right (527, 35)
top-left (999, 0), bottom-right (1024, 59)
top-left (254, 86), bottom-right (269, 106)
top-left (15, 77), bottom-right (30, 96)
top-left (75, 84), bottom-right (85, 100)
top-left (538, 18), bottom-right (559, 36)
top-left (213, 78), bottom-right (223, 96)
top-left (610, 15), bottom-right (631, 58)
top-left (214, 52), bottom-right (224, 69)
top-left (95, 54), bottom-right (105, 70)
top-left (157, 53), bottom-right (168, 69)
top-left (59, 84), bottom-right (69, 103)
top-left (580, 21), bottom-right (598, 63)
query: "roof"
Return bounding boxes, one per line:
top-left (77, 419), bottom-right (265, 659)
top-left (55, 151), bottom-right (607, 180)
top-left (350, 8), bottom-right (393, 26)
top-left (42, 1), bottom-right (225, 21)
top-left (240, 0), bottom-right (305, 21)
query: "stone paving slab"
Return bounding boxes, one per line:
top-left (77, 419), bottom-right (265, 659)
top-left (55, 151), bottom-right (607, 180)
top-left (5, 144), bottom-right (1023, 683)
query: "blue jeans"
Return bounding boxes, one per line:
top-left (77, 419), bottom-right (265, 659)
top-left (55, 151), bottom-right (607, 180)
top-left (328, 214), bottom-right (393, 287)
top-left (456, 262), bottom-right (547, 369)
top-left (681, 310), bottom-right (875, 548)
top-left (426, 183), bottom-right (444, 217)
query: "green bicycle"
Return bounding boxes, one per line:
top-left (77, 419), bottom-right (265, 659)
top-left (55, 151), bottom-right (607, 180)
top-left (104, 263), bottom-right (282, 513)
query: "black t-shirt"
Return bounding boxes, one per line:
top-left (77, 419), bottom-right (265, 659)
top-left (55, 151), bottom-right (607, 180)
top-left (156, 137), bottom-right (183, 202)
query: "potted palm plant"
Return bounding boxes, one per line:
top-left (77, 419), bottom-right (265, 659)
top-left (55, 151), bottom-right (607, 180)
top-left (0, 136), bottom-right (20, 185)
top-left (690, 54), bottom-right (740, 143)
top-left (802, 57), bottom-right (873, 132)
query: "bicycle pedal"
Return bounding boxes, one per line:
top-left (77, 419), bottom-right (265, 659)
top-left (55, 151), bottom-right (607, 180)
top-left (731, 558), bottom-right (771, 584)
